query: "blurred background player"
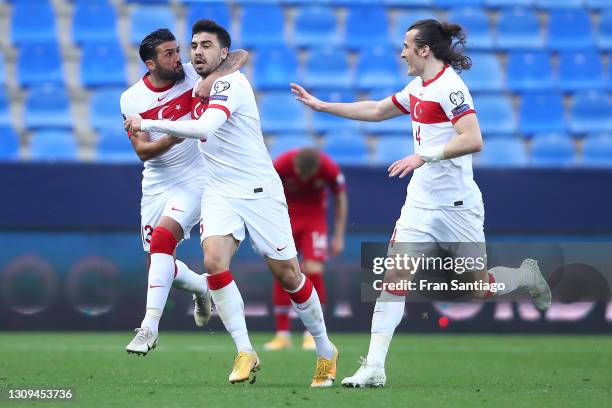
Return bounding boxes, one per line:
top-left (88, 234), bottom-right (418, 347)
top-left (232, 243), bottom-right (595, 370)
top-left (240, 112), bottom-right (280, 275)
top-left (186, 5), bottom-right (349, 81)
top-left (125, 20), bottom-right (338, 388)
top-left (120, 29), bottom-right (246, 355)
top-left (264, 147), bottom-right (347, 351)
top-left (291, 19), bottom-right (551, 387)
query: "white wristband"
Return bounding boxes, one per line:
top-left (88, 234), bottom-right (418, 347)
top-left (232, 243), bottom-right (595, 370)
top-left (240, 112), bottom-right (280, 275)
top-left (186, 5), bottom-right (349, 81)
top-left (419, 144), bottom-right (445, 163)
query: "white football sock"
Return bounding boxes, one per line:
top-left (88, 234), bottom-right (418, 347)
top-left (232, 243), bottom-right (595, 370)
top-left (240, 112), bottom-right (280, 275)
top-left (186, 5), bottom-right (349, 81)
top-left (141, 252), bottom-right (174, 334)
top-left (289, 278), bottom-right (334, 359)
top-left (367, 291), bottom-right (405, 368)
top-left (210, 280), bottom-right (253, 353)
top-left (172, 259), bottom-right (208, 296)
top-left (488, 266), bottom-right (530, 296)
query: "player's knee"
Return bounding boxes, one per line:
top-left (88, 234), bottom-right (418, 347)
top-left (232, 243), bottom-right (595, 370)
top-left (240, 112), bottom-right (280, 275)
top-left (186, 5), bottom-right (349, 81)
top-left (203, 253), bottom-right (229, 274)
top-left (149, 227), bottom-right (177, 255)
top-left (274, 262), bottom-right (301, 289)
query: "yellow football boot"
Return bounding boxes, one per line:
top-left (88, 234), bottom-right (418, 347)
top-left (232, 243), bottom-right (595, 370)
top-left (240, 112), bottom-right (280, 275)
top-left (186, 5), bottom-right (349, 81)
top-left (263, 334), bottom-right (292, 351)
top-left (310, 343), bottom-right (339, 388)
top-left (229, 351), bottom-right (260, 384)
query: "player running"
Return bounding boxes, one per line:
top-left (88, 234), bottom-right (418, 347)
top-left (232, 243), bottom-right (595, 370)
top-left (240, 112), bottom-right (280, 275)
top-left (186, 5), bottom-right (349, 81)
top-left (120, 29), bottom-right (246, 356)
top-left (124, 20), bottom-right (338, 387)
top-left (264, 148), bottom-right (347, 351)
top-left (291, 19), bottom-right (551, 387)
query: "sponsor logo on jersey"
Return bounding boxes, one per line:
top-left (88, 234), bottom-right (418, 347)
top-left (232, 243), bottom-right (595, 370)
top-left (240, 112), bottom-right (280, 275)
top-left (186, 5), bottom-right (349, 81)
top-left (451, 103), bottom-right (471, 117)
top-left (210, 94), bottom-right (228, 101)
top-left (214, 81), bottom-right (231, 93)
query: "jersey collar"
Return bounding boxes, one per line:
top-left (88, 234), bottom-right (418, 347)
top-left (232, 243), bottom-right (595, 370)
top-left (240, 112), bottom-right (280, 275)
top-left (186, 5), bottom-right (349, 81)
top-left (422, 64), bottom-right (449, 87)
top-left (143, 73), bottom-right (175, 92)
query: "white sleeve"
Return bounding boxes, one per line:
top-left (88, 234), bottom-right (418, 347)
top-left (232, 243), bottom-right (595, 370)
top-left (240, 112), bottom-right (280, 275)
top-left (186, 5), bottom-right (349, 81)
top-left (439, 80), bottom-right (476, 124)
top-left (391, 84), bottom-right (411, 115)
top-left (140, 108), bottom-right (228, 140)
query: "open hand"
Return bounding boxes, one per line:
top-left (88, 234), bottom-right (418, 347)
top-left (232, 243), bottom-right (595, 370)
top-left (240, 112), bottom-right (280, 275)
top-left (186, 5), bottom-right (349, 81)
top-left (388, 154), bottom-right (425, 178)
top-left (290, 83), bottom-right (325, 111)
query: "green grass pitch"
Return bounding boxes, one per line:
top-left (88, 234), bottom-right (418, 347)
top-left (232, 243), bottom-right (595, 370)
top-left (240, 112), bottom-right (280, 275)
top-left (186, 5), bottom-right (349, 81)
top-left (0, 332), bottom-right (610, 407)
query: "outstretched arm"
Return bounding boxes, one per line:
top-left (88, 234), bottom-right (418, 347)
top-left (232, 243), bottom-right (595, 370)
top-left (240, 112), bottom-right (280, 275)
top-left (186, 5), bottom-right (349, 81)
top-left (331, 190), bottom-right (348, 257)
top-left (125, 109), bottom-right (228, 140)
top-left (195, 49), bottom-right (249, 98)
top-left (291, 83), bottom-right (403, 122)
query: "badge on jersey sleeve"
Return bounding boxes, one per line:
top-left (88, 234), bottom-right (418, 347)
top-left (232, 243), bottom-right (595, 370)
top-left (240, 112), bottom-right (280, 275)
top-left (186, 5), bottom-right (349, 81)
top-left (210, 81), bottom-right (230, 102)
top-left (449, 91), bottom-right (471, 117)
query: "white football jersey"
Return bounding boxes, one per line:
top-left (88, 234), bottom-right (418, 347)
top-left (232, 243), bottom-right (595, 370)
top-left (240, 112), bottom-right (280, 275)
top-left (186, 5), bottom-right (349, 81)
top-left (393, 64), bottom-right (483, 210)
top-left (191, 71), bottom-right (283, 199)
top-left (120, 63), bottom-right (205, 195)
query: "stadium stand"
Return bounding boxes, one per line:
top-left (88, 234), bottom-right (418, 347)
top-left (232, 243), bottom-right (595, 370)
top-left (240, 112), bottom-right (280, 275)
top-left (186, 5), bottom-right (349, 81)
top-left (72, 0), bottom-right (119, 45)
top-left (0, 0), bottom-right (608, 166)
top-left (24, 85), bottom-right (73, 131)
top-left (582, 133), bottom-right (612, 166)
top-left (252, 47), bottom-right (299, 90)
top-left (259, 92), bottom-right (308, 133)
top-left (477, 138), bottom-right (528, 167)
top-left (323, 130), bottom-right (369, 165)
top-left (269, 134), bottom-right (317, 159)
top-left (519, 91), bottom-right (565, 135)
top-left (374, 135), bottom-right (415, 165)
top-left (0, 127), bottom-right (19, 161)
top-left (29, 130), bottom-right (78, 161)
top-left (96, 130), bottom-right (139, 163)
top-left (530, 133), bottom-right (576, 167)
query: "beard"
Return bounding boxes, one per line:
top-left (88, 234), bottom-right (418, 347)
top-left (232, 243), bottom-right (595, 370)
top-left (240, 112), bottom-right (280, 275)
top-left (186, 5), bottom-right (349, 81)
top-left (157, 64), bottom-right (185, 82)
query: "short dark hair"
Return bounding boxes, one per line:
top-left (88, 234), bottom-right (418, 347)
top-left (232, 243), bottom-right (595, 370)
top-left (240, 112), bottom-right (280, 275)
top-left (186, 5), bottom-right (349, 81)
top-left (295, 148), bottom-right (321, 177)
top-left (191, 19), bottom-right (231, 49)
top-left (408, 19), bottom-right (472, 73)
top-left (139, 29), bottom-right (176, 63)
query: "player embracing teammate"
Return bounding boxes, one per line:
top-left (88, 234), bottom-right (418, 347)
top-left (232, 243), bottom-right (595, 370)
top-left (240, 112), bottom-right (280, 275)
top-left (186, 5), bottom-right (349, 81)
top-left (292, 19), bottom-right (551, 387)
top-left (125, 20), bottom-right (338, 388)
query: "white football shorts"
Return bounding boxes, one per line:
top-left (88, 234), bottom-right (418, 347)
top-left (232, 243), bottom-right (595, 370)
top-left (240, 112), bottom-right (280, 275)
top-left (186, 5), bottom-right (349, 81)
top-left (200, 192), bottom-right (297, 261)
top-left (140, 180), bottom-right (203, 252)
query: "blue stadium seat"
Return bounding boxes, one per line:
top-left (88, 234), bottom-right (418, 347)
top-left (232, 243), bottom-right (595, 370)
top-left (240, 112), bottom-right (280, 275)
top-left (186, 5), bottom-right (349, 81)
top-left (96, 130), bottom-right (139, 163)
top-left (252, 47), bottom-right (298, 90)
top-left (0, 88), bottom-right (10, 128)
top-left (597, 11), bottom-right (612, 50)
top-left (17, 43), bottom-right (64, 87)
top-left (24, 85), bottom-right (73, 130)
top-left (125, 0), bottom-right (170, 3)
top-left (582, 133), bottom-right (612, 166)
top-left (269, 134), bottom-right (317, 159)
top-left (239, 4), bottom-right (286, 48)
top-left (303, 47), bottom-right (352, 90)
top-left (530, 133), bottom-right (576, 167)
top-left (477, 138), bottom-right (528, 167)
top-left (485, 0), bottom-right (533, 6)
top-left (292, 6), bottom-right (340, 48)
top-left (558, 50), bottom-right (605, 92)
top-left (382, 0), bottom-right (434, 6)
top-left (374, 135), bottom-right (414, 165)
top-left (586, 0), bottom-right (612, 9)
top-left (185, 2), bottom-right (231, 46)
top-left (474, 95), bottom-right (516, 135)
top-left (495, 7), bottom-right (544, 50)
top-left (519, 91), bottom-right (565, 135)
top-left (344, 6), bottom-right (390, 50)
top-left (506, 51), bottom-right (554, 91)
top-left (0, 53), bottom-right (4, 85)
top-left (460, 53), bottom-right (504, 92)
top-left (535, 0), bottom-right (583, 8)
top-left (280, 0), bottom-right (331, 4)
top-left (72, 0), bottom-right (119, 44)
top-left (436, 0), bottom-right (484, 7)
top-left (393, 10), bottom-right (439, 42)
top-left (11, 1), bottom-right (57, 45)
top-left (323, 130), bottom-right (369, 165)
top-left (547, 9), bottom-right (594, 50)
top-left (569, 90), bottom-right (612, 134)
top-left (90, 88), bottom-right (124, 133)
top-left (311, 91), bottom-right (361, 133)
top-left (355, 47), bottom-right (403, 91)
top-left (81, 42), bottom-right (128, 88)
top-left (447, 7), bottom-right (493, 49)
top-left (363, 90), bottom-right (413, 134)
top-left (129, 6), bottom-right (176, 46)
top-left (0, 127), bottom-right (19, 161)
top-left (29, 131), bottom-right (78, 161)
top-left (259, 93), bottom-right (308, 133)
